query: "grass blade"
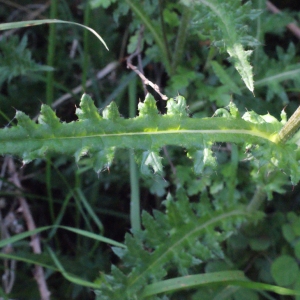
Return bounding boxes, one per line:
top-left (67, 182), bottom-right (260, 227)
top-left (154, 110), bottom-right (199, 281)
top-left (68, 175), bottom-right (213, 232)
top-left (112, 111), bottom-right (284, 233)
top-left (0, 225), bottom-right (125, 249)
top-left (0, 19), bottom-right (108, 50)
top-left (0, 252), bottom-right (56, 271)
top-left (47, 246), bottom-right (100, 289)
top-left (141, 271), bottom-right (246, 297)
top-left (141, 271), bottom-right (300, 298)
top-left (75, 188), bottom-right (104, 234)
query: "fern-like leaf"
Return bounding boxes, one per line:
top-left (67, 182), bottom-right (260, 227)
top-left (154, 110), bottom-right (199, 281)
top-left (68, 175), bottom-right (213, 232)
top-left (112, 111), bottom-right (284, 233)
top-left (0, 36), bottom-right (53, 86)
top-left (95, 191), bottom-right (255, 298)
top-left (252, 43), bottom-right (300, 103)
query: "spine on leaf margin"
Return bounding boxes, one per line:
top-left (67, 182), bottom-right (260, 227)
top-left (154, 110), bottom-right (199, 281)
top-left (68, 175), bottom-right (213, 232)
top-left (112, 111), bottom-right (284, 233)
top-left (0, 93), bottom-right (297, 178)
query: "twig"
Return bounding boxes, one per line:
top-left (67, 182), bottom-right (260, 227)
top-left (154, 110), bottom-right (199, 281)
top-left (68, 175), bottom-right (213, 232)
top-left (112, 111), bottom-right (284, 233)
top-left (69, 39), bottom-right (79, 59)
top-left (0, 158), bottom-right (17, 294)
top-left (127, 25), bottom-right (147, 95)
top-left (0, 158), bottom-right (8, 191)
top-left (126, 26), bottom-right (168, 100)
top-left (127, 61), bottom-right (168, 101)
top-left (266, 1), bottom-right (300, 39)
top-left (7, 158), bottom-right (50, 300)
top-left (0, 210), bottom-right (15, 294)
top-left (1, 212), bottom-right (23, 294)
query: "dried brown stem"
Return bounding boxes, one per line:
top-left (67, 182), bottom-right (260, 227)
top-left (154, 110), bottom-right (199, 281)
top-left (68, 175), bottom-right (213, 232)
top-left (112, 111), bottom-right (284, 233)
top-left (127, 61), bottom-right (168, 101)
top-left (126, 26), bottom-right (168, 100)
top-left (7, 158), bottom-right (50, 300)
top-left (266, 1), bottom-right (300, 39)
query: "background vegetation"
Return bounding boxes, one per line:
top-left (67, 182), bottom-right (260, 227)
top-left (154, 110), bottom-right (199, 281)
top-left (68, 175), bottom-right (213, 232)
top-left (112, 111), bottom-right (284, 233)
top-left (0, 0), bottom-right (300, 299)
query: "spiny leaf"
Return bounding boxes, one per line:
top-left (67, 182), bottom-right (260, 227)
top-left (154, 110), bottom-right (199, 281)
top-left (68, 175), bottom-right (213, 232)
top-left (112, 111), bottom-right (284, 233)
top-left (227, 44), bottom-right (253, 93)
top-left (187, 144), bottom-right (217, 175)
top-left (242, 110), bottom-right (283, 133)
top-left (228, 101), bottom-right (240, 118)
top-left (93, 147), bottom-right (115, 173)
top-left (166, 96), bottom-right (188, 116)
top-left (183, 0), bottom-right (255, 93)
top-left (138, 93), bottom-right (159, 117)
top-left (39, 105), bottom-right (61, 128)
top-left (74, 147), bottom-right (90, 163)
top-left (76, 93), bottom-right (102, 121)
top-left (141, 151), bottom-right (163, 176)
top-left (102, 102), bottom-right (121, 121)
top-left (0, 93), bottom-right (299, 183)
top-left (23, 146), bottom-right (49, 164)
top-left (15, 111), bottom-right (38, 135)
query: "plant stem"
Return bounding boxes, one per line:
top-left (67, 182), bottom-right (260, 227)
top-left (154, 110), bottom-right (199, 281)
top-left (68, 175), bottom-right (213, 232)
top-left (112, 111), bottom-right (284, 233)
top-left (158, 0), bottom-right (172, 67)
top-left (129, 78), bottom-right (141, 231)
top-left (82, 1), bottom-right (91, 90)
top-left (253, 0), bottom-right (264, 74)
top-left (46, 0), bottom-right (58, 225)
top-left (246, 185), bottom-right (266, 213)
top-left (276, 106), bottom-right (300, 143)
top-left (46, 0), bottom-right (57, 106)
top-left (227, 144), bottom-right (238, 206)
top-left (125, 0), bottom-right (172, 74)
top-left (171, 5), bottom-right (191, 74)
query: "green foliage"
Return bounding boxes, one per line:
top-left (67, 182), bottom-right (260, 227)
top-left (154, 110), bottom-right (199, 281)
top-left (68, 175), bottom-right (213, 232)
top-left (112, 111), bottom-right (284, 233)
top-left (95, 194), bottom-right (252, 299)
top-left (0, 0), bottom-right (300, 299)
top-left (254, 43), bottom-right (300, 104)
top-left (0, 35), bottom-right (53, 87)
top-left (270, 212), bottom-right (300, 297)
top-left (271, 255), bottom-right (299, 287)
top-left (182, 0), bottom-right (258, 92)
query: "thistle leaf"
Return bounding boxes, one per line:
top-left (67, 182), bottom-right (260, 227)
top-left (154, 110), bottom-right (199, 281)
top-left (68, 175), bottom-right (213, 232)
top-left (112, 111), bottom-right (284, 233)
top-left (93, 148), bottom-right (115, 173)
top-left (183, 0), bottom-right (255, 93)
top-left (141, 151), bottom-right (163, 176)
top-left (166, 96), bottom-right (188, 117)
top-left (227, 45), bottom-right (253, 93)
top-left (76, 94), bottom-right (102, 122)
top-left (102, 102), bottom-right (121, 121)
top-left (187, 145), bottom-right (217, 175)
top-left (138, 93), bottom-right (159, 117)
top-left (15, 111), bottom-right (38, 135)
top-left (38, 105), bottom-right (61, 128)
top-left (0, 93), bottom-right (298, 183)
